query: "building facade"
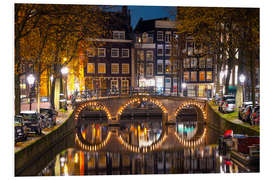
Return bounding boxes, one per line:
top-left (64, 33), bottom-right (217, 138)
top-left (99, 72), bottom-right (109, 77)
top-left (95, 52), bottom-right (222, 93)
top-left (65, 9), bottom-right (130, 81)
top-left (134, 18), bottom-right (180, 95)
top-left (182, 37), bottom-right (215, 98)
top-left (84, 7), bottom-right (133, 95)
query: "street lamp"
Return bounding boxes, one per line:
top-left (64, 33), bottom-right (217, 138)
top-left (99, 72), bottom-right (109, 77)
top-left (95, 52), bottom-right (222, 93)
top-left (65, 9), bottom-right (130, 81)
top-left (239, 74), bottom-right (246, 102)
top-left (61, 67), bottom-right (69, 110)
top-left (27, 74), bottom-right (35, 110)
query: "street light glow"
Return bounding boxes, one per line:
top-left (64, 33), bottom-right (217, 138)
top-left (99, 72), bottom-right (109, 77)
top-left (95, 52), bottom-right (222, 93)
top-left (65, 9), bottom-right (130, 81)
top-left (182, 83), bottom-right (187, 89)
top-left (239, 74), bottom-right (246, 83)
top-left (27, 74), bottom-right (35, 85)
top-left (61, 67), bottom-right (69, 75)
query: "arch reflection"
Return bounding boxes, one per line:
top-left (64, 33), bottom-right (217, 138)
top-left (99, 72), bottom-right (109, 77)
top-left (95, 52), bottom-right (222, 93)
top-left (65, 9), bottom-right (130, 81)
top-left (75, 106), bottom-right (111, 150)
top-left (119, 101), bottom-right (165, 149)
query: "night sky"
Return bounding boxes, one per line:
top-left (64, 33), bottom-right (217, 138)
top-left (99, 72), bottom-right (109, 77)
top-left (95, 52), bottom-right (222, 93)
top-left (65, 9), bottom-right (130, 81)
top-left (128, 5), bottom-right (176, 29)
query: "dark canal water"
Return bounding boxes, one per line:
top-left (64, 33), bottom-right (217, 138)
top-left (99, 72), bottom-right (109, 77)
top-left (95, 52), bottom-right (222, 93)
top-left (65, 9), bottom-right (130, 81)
top-left (37, 104), bottom-right (257, 176)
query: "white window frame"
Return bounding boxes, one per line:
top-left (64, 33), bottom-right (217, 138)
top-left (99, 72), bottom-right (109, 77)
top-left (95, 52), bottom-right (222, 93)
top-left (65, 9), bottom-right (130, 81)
top-left (157, 44), bottom-right (163, 56)
top-left (87, 48), bottom-right (95, 57)
top-left (98, 63), bottom-right (106, 74)
top-left (165, 60), bottom-right (171, 74)
top-left (157, 60), bottom-right (163, 74)
top-left (122, 48), bottom-right (129, 58)
top-left (87, 63), bottom-right (95, 74)
top-left (121, 80), bottom-right (129, 93)
top-left (146, 63), bottom-right (154, 77)
top-left (111, 48), bottom-right (119, 57)
top-left (111, 63), bottom-right (119, 74)
top-left (111, 80), bottom-right (118, 89)
top-left (165, 31), bottom-right (171, 43)
top-left (113, 31), bottom-right (125, 40)
top-left (157, 31), bottom-right (163, 41)
top-left (98, 48), bottom-right (106, 57)
top-left (146, 50), bottom-right (154, 61)
top-left (165, 45), bottom-right (171, 56)
top-left (122, 63), bottom-right (130, 74)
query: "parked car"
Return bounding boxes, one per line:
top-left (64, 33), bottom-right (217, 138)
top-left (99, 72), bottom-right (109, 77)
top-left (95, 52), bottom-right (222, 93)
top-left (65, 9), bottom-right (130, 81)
top-left (218, 95), bottom-right (235, 111)
top-left (20, 111), bottom-right (43, 135)
top-left (250, 105), bottom-right (260, 125)
top-left (220, 99), bottom-right (236, 113)
top-left (40, 108), bottom-right (57, 128)
top-left (14, 115), bottom-right (27, 143)
top-left (241, 105), bottom-right (253, 124)
top-left (238, 101), bottom-right (253, 120)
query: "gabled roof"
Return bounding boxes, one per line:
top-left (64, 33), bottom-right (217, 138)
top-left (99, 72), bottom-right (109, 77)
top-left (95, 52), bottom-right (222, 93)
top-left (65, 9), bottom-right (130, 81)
top-left (134, 17), bottom-right (169, 33)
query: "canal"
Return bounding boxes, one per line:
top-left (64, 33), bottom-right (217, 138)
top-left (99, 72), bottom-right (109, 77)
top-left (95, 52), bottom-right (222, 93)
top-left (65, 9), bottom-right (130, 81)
top-left (33, 103), bottom-right (257, 176)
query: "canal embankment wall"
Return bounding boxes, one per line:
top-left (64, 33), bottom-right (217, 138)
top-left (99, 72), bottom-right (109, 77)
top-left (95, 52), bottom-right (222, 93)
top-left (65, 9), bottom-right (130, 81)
top-left (15, 111), bottom-right (75, 176)
top-left (206, 103), bottom-right (259, 136)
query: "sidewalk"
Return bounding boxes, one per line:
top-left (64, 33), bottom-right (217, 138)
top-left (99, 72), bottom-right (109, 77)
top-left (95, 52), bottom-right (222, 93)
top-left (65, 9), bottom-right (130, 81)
top-left (15, 106), bottom-right (73, 153)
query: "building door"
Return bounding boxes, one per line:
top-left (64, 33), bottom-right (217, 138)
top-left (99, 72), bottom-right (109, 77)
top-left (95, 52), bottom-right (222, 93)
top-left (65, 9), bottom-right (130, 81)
top-left (110, 80), bottom-right (119, 95)
top-left (121, 80), bottom-right (129, 94)
top-left (164, 77), bottom-right (171, 95)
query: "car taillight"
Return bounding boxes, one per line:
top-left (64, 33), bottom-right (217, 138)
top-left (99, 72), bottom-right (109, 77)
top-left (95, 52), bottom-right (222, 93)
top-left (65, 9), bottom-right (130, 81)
top-left (226, 104), bottom-right (228, 107)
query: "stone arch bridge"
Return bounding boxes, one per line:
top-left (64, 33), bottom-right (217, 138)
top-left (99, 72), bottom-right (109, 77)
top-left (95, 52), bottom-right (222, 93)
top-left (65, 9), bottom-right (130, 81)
top-left (74, 96), bottom-right (208, 125)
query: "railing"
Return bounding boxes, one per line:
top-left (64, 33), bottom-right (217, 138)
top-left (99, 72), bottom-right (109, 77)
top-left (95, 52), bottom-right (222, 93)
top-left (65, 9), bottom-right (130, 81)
top-left (71, 87), bottom-right (182, 102)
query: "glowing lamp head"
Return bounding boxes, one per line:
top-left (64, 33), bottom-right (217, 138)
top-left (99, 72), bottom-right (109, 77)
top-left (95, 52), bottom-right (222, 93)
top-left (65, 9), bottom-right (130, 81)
top-left (182, 83), bottom-right (187, 89)
top-left (27, 74), bottom-right (35, 85)
top-left (239, 74), bottom-right (246, 83)
top-left (61, 67), bottom-right (69, 75)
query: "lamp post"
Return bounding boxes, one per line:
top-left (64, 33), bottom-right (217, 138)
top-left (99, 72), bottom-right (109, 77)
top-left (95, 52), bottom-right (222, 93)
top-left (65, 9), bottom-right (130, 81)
top-left (27, 74), bottom-right (35, 110)
top-left (61, 67), bottom-right (69, 110)
top-left (239, 74), bottom-right (246, 103)
top-left (182, 82), bottom-right (187, 97)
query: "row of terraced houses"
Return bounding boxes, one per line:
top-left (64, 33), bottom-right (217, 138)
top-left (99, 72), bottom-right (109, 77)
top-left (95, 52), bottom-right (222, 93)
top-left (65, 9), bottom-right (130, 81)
top-left (82, 6), bottom-right (216, 98)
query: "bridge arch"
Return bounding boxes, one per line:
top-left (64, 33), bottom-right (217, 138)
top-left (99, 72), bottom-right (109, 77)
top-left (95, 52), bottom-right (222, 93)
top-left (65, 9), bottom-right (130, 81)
top-left (116, 96), bottom-right (168, 121)
top-left (174, 101), bottom-right (207, 122)
top-left (74, 101), bottom-right (112, 125)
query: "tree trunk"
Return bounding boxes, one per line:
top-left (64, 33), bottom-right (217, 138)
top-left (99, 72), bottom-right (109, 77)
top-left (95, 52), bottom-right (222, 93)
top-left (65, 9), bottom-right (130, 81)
top-left (15, 38), bottom-right (21, 115)
top-left (250, 50), bottom-right (256, 107)
top-left (15, 73), bottom-right (21, 115)
top-left (224, 67), bottom-right (232, 95)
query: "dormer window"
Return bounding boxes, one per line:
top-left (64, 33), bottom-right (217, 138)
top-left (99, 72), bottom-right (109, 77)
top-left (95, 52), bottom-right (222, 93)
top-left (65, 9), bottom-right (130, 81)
top-left (113, 31), bottom-right (125, 40)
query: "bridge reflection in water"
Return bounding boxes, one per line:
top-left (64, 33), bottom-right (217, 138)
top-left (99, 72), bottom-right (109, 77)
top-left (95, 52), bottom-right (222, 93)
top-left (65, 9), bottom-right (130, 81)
top-left (37, 104), bottom-right (249, 176)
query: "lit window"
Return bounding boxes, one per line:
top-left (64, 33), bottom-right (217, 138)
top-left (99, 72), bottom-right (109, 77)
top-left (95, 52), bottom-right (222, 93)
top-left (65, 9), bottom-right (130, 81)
top-left (199, 57), bottom-right (206, 68)
top-left (121, 80), bottom-right (129, 93)
top-left (157, 60), bottom-right (163, 74)
top-left (98, 48), bottom-right (106, 57)
top-left (146, 63), bottom-right (153, 76)
top-left (111, 80), bottom-right (118, 89)
top-left (191, 71), bottom-right (197, 81)
top-left (122, 49), bottom-right (129, 58)
top-left (87, 63), bottom-right (95, 73)
top-left (111, 63), bottom-right (119, 74)
top-left (122, 63), bottom-right (130, 74)
top-left (139, 63), bottom-right (144, 76)
top-left (191, 58), bottom-right (197, 68)
top-left (157, 45), bottom-right (163, 56)
top-left (98, 63), bottom-right (106, 74)
top-left (183, 71), bottom-right (189, 82)
top-left (111, 48), bottom-right (119, 57)
top-left (206, 71), bottom-right (212, 81)
top-left (137, 50), bottom-right (144, 61)
top-left (199, 71), bottom-right (205, 81)
top-left (184, 58), bottom-right (190, 68)
top-left (146, 50), bottom-right (153, 61)
top-left (165, 60), bottom-right (171, 74)
top-left (157, 31), bottom-right (163, 41)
